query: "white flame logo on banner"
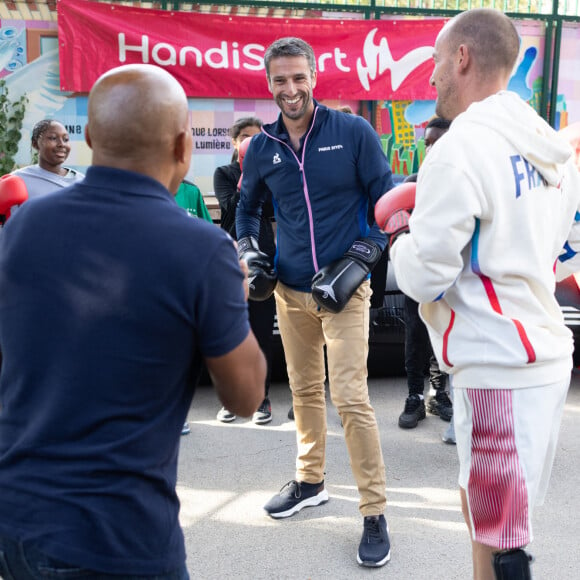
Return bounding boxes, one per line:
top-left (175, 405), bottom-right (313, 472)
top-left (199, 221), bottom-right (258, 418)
top-left (356, 28), bottom-right (434, 92)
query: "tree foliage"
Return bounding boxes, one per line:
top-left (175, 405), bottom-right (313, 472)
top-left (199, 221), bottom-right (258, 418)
top-left (0, 79), bottom-right (28, 176)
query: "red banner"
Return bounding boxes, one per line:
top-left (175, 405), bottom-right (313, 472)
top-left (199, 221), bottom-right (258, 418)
top-left (58, 0), bottom-right (443, 100)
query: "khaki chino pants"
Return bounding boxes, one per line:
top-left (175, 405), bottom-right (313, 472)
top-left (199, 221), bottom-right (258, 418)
top-left (275, 280), bottom-right (387, 516)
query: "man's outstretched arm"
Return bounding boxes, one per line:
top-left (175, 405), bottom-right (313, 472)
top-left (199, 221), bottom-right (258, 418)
top-left (205, 331), bottom-right (266, 418)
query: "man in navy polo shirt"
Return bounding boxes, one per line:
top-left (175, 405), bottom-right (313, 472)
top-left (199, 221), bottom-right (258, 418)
top-left (0, 64), bottom-right (265, 578)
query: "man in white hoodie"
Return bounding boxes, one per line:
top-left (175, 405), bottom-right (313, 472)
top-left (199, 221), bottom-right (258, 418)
top-left (389, 8), bottom-right (580, 580)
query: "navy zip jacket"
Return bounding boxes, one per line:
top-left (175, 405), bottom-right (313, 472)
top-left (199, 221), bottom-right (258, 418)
top-left (236, 101), bottom-right (394, 291)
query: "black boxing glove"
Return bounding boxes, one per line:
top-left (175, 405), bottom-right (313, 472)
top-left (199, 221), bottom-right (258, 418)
top-left (311, 239), bottom-right (382, 313)
top-left (237, 236), bottom-right (277, 301)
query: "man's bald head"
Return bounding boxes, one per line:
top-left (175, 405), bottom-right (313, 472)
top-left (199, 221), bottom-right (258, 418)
top-left (86, 64), bottom-right (192, 191)
top-left (431, 9), bottom-right (520, 119)
top-left (443, 9), bottom-right (519, 78)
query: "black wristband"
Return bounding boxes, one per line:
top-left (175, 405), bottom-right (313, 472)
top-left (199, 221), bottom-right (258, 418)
top-left (237, 236), bottom-right (259, 257)
top-left (344, 239), bottom-right (381, 268)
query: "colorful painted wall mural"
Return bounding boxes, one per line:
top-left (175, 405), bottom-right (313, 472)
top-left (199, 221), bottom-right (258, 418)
top-left (0, 15), bottom-right (578, 195)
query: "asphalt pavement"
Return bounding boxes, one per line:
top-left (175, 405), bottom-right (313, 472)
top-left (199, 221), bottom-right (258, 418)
top-left (177, 372), bottom-right (580, 579)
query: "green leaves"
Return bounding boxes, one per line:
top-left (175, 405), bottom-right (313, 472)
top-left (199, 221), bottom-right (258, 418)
top-left (0, 79), bottom-right (28, 176)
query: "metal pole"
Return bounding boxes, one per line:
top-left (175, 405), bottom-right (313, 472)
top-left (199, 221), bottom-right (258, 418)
top-left (549, 18), bottom-right (563, 127)
top-left (540, 18), bottom-right (553, 121)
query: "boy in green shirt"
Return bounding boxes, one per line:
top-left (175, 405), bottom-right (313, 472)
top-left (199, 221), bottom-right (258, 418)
top-left (175, 180), bottom-right (213, 223)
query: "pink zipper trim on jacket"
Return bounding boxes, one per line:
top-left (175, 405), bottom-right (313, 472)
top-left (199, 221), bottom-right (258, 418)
top-left (262, 108), bottom-right (320, 272)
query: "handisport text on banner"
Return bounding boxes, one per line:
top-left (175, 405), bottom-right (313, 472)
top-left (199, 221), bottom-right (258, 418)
top-left (58, 0), bottom-right (444, 100)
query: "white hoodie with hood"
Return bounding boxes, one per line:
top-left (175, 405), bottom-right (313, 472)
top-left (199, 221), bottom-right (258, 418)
top-left (391, 91), bottom-right (580, 389)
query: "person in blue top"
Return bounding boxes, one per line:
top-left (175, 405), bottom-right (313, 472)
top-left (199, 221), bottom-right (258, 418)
top-left (0, 63), bottom-right (265, 579)
top-left (236, 36), bottom-right (395, 567)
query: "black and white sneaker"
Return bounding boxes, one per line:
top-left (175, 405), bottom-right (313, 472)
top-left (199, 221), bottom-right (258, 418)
top-left (216, 407), bottom-right (236, 423)
top-left (263, 480), bottom-right (328, 519)
top-left (357, 515), bottom-right (391, 567)
top-left (427, 391), bottom-right (453, 422)
top-left (253, 398), bottom-right (272, 425)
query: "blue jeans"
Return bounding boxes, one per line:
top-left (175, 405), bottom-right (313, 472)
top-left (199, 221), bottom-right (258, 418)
top-left (0, 536), bottom-right (189, 580)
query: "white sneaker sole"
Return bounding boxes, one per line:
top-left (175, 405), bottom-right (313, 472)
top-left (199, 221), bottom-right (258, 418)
top-left (357, 549), bottom-right (391, 567)
top-left (357, 523), bottom-right (391, 567)
top-left (253, 414), bottom-right (272, 425)
top-left (267, 489), bottom-right (329, 519)
top-left (217, 414), bottom-right (236, 423)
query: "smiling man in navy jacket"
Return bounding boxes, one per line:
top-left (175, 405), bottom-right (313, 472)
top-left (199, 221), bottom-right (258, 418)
top-left (237, 37), bottom-right (395, 567)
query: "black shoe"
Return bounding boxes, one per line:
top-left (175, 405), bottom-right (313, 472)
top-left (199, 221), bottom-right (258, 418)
top-left (427, 391), bottom-right (453, 422)
top-left (357, 515), bottom-right (391, 567)
top-left (288, 406), bottom-right (294, 421)
top-left (253, 398), bottom-right (272, 425)
top-left (492, 548), bottom-right (533, 579)
top-left (263, 480), bottom-right (328, 519)
top-left (398, 394), bottom-right (426, 429)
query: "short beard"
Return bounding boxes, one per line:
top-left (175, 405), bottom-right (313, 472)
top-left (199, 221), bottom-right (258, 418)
top-left (276, 94), bottom-right (310, 121)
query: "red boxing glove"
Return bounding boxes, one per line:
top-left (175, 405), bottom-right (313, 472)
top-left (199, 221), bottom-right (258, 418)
top-left (384, 209), bottom-right (411, 244)
top-left (374, 182), bottom-right (416, 248)
top-left (0, 174), bottom-right (28, 224)
top-left (236, 136), bottom-right (253, 191)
